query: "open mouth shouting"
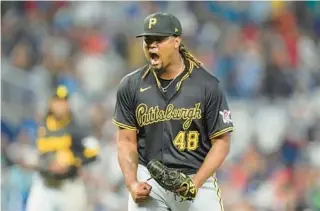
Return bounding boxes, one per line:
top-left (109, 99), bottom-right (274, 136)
top-left (149, 52), bottom-right (161, 67)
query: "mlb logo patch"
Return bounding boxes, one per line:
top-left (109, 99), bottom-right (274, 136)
top-left (219, 110), bottom-right (232, 124)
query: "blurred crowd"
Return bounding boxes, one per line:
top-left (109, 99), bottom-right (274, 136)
top-left (1, 1), bottom-right (320, 211)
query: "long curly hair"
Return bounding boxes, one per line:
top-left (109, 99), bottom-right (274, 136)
top-left (178, 43), bottom-right (201, 68)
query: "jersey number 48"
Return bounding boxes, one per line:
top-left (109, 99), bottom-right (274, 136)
top-left (173, 131), bottom-right (200, 151)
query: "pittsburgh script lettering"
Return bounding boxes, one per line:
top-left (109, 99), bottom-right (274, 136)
top-left (136, 103), bottom-right (201, 130)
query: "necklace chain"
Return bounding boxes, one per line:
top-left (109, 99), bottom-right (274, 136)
top-left (160, 60), bottom-right (185, 93)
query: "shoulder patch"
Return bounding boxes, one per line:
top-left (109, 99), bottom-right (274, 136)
top-left (219, 110), bottom-right (232, 124)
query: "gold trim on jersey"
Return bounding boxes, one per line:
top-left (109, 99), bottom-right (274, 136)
top-left (209, 127), bottom-right (234, 139)
top-left (152, 69), bottom-right (162, 89)
top-left (146, 58), bottom-right (197, 92)
top-left (212, 177), bottom-right (224, 211)
top-left (142, 65), bottom-right (152, 79)
top-left (112, 119), bottom-right (137, 130)
top-left (37, 134), bottom-right (72, 153)
top-left (136, 103), bottom-right (201, 130)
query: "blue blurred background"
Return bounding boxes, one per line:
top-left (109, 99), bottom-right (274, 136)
top-left (1, 1), bottom-right (320, 211)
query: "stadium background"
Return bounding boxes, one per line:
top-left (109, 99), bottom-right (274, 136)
top-left (1, 1), bottom-right (320, 211)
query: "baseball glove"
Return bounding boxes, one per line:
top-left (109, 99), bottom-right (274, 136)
top-left (147, 160), bottom-right (197, 201)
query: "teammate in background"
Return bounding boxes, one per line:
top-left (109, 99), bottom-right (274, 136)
top-left (113, 12), bottom-right (234, 211)
top-left (26, 85), bottom-right (99, 211)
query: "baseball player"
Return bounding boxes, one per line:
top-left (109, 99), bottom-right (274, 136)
top-left (113, 12), bottom-right (234, 211)
top-left (26, 85), bottom-right (99, 211)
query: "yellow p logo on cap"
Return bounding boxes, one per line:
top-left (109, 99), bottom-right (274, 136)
top-left (148, 17), bottom-right (157, 29)
top-left (56, 85), bottom-right (68, 99)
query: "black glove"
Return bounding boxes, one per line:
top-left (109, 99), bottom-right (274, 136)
top-left (147, 160), bottom-right (197, 201)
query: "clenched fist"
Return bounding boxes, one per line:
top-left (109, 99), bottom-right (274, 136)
top-left (129, 181), bottom-right (152, 203)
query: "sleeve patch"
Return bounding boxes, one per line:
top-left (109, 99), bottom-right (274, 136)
top-left (219, 110), bottom-right (233, 124)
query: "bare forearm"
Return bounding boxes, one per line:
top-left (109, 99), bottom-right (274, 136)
top-left (118, 141), bottom-right (138, 188)
top-left (193, 136), bottom-right (230, 188)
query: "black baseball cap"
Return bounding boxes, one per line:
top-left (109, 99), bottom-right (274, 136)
top-left (136, 12), bottom-right (182, 38)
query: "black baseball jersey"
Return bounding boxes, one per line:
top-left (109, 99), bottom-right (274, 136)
top-left (37, 114), bottom-right (98, 180)
top-left (113, 59), bottom-right (234, 174)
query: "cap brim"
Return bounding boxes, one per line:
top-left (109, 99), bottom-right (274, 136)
top-left (136, 32), bottom-right (173, 38)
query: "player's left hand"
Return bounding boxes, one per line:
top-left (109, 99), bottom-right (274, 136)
top-left (175, 177), bottom-right (199, 193)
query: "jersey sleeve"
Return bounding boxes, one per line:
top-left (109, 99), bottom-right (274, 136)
top-left (112, 76), bottom-right (137, 130)
top-left (205, 83), bottom-right (234, 140)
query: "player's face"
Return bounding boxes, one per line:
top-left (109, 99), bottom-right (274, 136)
top-left (143, 36), bottom-right (180, 70)
top-left (50, 98), bottom-right (70, 119)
